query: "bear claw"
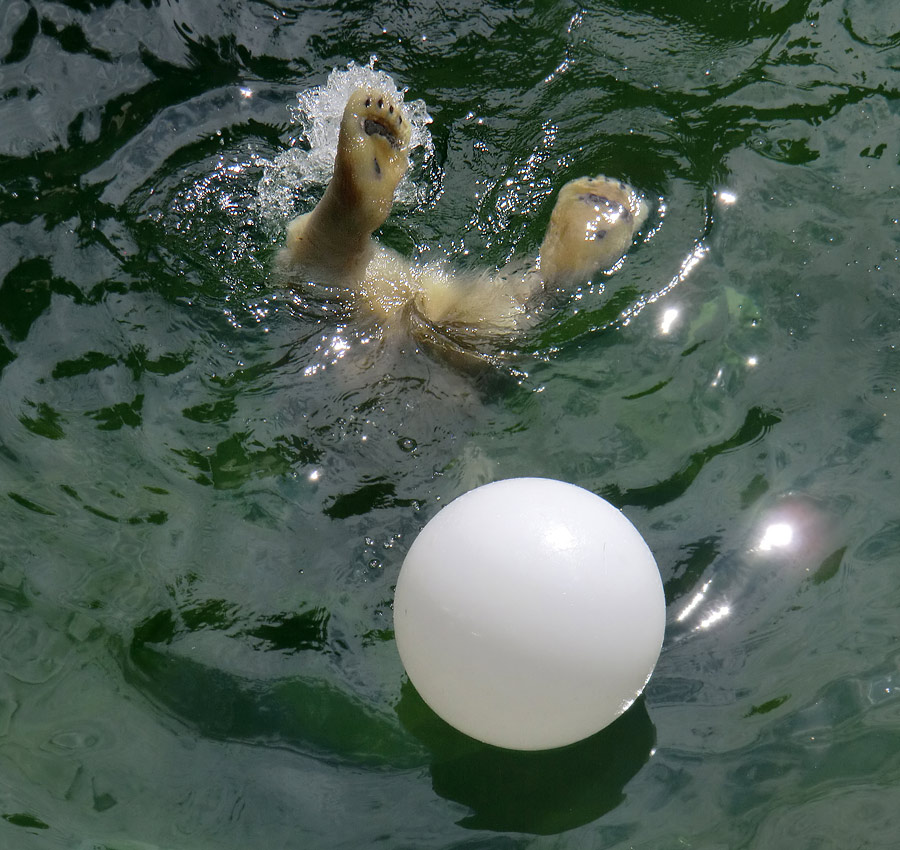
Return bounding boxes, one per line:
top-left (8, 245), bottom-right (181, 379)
top-left (352, 89), bottom-right (409, 152)
top-left (578, 193), bottom-right (632, 224)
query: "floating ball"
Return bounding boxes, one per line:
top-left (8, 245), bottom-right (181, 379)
top-left (393, 478), bottom-right (665, 750)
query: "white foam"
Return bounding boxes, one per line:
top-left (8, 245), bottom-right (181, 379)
top-left (256, 57), bottom-right (433, 222)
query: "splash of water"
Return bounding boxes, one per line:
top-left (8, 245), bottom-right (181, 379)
top-left (257, 57), bottom-right (434, 222)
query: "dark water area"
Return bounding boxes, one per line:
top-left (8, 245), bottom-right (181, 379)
top-left (1, 1), bottom-right (899, 848)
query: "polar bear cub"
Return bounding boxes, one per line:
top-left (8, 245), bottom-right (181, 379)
top-left (280, 85), bottom-right (648, 336)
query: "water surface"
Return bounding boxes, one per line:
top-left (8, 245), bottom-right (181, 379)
top-left (1, 1), bottom-right (899, 848)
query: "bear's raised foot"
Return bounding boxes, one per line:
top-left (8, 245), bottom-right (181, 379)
top-left (334, 88), bottom-right (412, 219)
top-left (539, 174), bottom-right (648, 287)
top-left (281, 86), bottom-right (414, 280)
top-left (361, 95), bottom-right (406, 150)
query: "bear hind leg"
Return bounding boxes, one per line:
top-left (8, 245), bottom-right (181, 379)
top-left (329, 87), bottom-right (413, 234)
top-left (539, 175), bottom-right (648, 288)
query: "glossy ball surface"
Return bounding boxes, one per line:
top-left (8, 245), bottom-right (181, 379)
top-left (393, 478), bottom-right (666, 750)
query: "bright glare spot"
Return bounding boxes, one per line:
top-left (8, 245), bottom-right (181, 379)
top-left (677, 593), bottom-right (704, 622)
top-left (660, 308), bottom-right (679, 335)
top-left (544, 523), bottom-right (578, 551)
top-left (239, 87), bottom-right (253, 99)
top-left (679, 244), bottom-right (708, 280)
top-left (711, 367), bottom-right (724, 387)
top-left (618, 243), bottom-right (708, 326)
top-left (308, 469), bottom-right (321, 482)
top-left (331, 335), bottom-right (350, 354)
top-left (747, 356), bottom-right (758, 367)
top-left (698, 605), bottom-right (730, 629)
top-left (717, 190), bottom-right (737, 205)
top-left (758, 522), bottom-right (794, 551)
top-left (677, 579), bottom-right (712, 622)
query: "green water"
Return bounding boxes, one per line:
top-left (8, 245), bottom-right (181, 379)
top-left (1, 0), bottom-right (898, 847)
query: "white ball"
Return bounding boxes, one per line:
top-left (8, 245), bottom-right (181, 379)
top-left (393, 477), bottom-right (665, 750)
